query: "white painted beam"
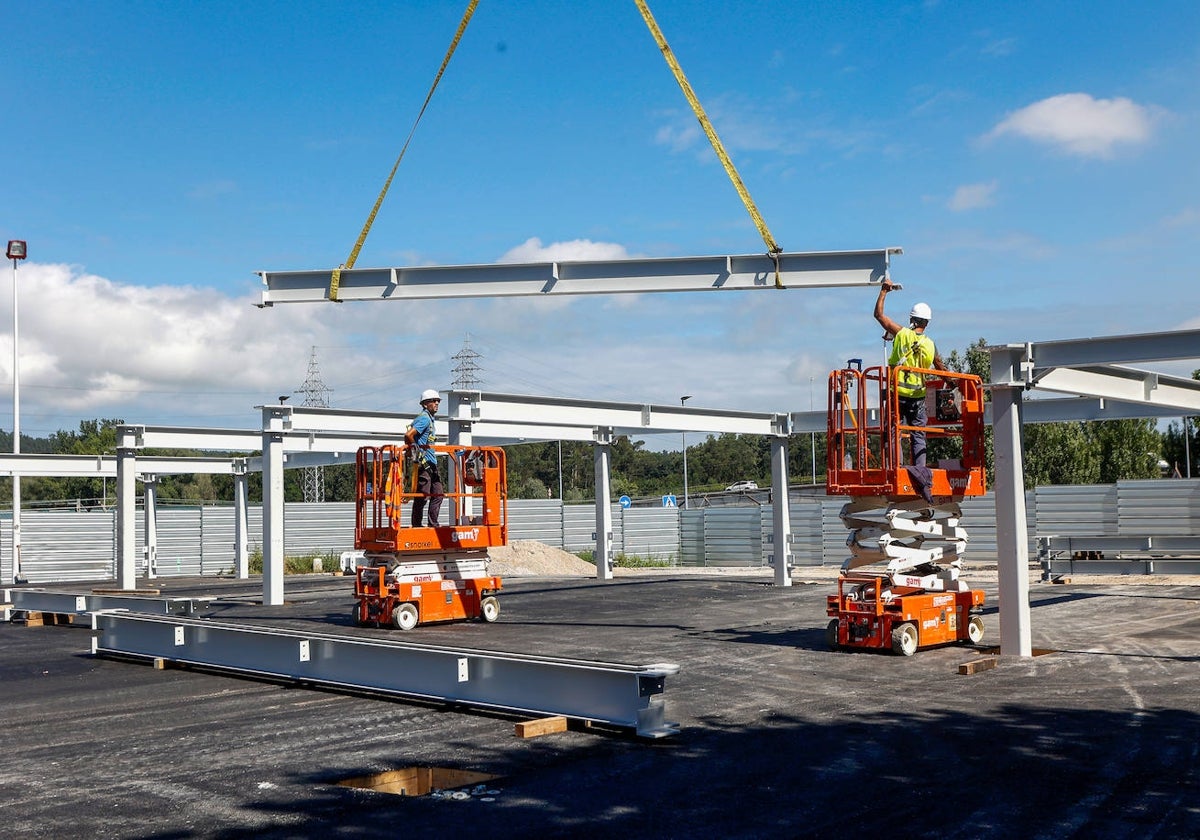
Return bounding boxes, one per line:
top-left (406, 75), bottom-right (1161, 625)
top-left (1033, 366), bottom-right (1200, 412)
top-left (258, 249), bottom-right (900, 306)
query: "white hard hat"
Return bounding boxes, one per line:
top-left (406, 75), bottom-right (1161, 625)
top-left (420, 389), bottom-right (441, 402)
top-left (910, 302), bottom-right (932, 322)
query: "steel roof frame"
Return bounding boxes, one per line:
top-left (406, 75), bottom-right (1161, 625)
top-left (989, 329), bottom-right (1200, 657)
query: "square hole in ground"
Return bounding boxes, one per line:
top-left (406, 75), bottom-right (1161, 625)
top-left (337, 766), bottom-right (500, 797)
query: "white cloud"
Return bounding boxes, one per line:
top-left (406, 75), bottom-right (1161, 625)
top-left (987, 93), bottom-right (1158, 158)
top-left (497, 237), bottom-right (634, 263)
top-left (948, 181), bottom-right (998, 212)
top-left (0, 262), bottom-right (351, 433)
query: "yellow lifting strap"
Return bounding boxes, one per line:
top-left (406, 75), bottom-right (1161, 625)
top-left (328, 0), bottom-right (480, 302)
top-left (633, 0), bottom-right (785, 288)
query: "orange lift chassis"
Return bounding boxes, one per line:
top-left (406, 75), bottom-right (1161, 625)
top-left (352, 443), bottom-right (507, 630)
top-left (825, 361), bottom-right (988, 655)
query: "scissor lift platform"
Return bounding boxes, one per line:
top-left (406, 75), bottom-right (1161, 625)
top-left (352, 444), bottom-right (508, 630)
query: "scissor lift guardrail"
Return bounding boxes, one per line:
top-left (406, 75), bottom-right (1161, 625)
top-left (90, 611), bottom-right (680, 738)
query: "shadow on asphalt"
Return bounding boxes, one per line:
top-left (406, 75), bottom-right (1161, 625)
top-left (177, 703), bottom-right (1200, 840)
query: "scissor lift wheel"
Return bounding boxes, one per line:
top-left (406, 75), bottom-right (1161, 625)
top-left (967, 615), bottom-right (984, 644)
top-left (891, 622), bottom-right (919, 656)
top-left (479, 595), bottom-right (500, 623)
top-left (392, 602), bottom-right (419, 630)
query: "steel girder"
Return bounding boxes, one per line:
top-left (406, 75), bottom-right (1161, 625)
top-left (257, 249), bottom-right (899, 306)
top-left (3, 588), bottom-right (206, 618)
top-left (90, 611), bottom-right (681, 738)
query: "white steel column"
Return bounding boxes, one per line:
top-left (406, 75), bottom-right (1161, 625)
top-left (262, 407), bottom-right (288, 606)
top-left (594, 427), bottom-right (614, 581)
top-left (115, 428), bottom-right (139, 589)
top-left (142, 475), bottom-right (158, 579)
top-left (769, 434), bottom-right (792, 587)
top-left (990, 370), bottom-right (1033, 657)
top-left (233, 462), bottom-right (249, 580)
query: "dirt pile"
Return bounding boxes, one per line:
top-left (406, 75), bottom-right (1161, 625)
top-left (486, 540), bottom-right (596, 577)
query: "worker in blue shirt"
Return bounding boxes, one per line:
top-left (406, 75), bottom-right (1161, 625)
top-left (405, 389), bottom-right (444, 527)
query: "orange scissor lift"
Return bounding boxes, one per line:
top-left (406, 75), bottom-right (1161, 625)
top-left (825, 362), bottom-right (988, 655)
top-left (352, 443), bottom-right (508, 630)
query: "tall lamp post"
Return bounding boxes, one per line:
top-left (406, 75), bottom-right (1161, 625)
top-left (680, 395), bottom-right (692, 509)
top-left (7, 240), bottom-right (26, 585)
top-left (810, 376), bottom-right (817, 484)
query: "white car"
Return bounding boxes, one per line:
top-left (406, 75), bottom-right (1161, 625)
top-left (725, 480), bottom-right (759, 492)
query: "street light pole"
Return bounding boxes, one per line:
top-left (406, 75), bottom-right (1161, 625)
top-left (7, 240), bottom-right (26, 585)
top-left (810, 377), bottom-right (816, 485)
top-left (680, 395), bottom-right (692, 509)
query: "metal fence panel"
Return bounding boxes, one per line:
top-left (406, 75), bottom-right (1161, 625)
top-left (154, 508), bottom-right (204, 577)
top-left (701, 507), bottom-right (765, 567)
top-left (1116, 479), bottom-right (1200, 536)
top-left (785, 499), bottom-right (825, 566)
top-left (1036, 485), bottom-right (1118, 537)
top-left (5, 510), bottom-right (116, 584)
top-left (283, 502), bottom-right (356, 556)
top-left (508, 499), bottom-right (564, 546)
top-left (620, 507), bottom-right (680, 561)
top-left (680, 509), bottom-right (704, 566)
top-left (4, 481), bottom-right (1196, 585)
top-left (563, 505), bottom-right (596, 553)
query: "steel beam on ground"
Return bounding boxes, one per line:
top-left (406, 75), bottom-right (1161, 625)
top-left (258, 249), bottom-right (899, 306)
top-left (4, 588), bottom-right (205, 617)
top-left (90, 612), bottom-right (680, 738)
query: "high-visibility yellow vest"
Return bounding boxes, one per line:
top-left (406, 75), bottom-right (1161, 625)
top-left (889, 328), bottom-right (936, 398)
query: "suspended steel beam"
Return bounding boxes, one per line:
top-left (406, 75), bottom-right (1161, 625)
top-left (257, 249), bottom-right (900, 306)
top-left (90, 611), bottom-right (681, 738)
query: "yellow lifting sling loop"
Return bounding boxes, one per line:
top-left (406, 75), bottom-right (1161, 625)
top-left (633, 0), bottom-right (785, 288)
top-left (328, 0), bottom-right (480, 302)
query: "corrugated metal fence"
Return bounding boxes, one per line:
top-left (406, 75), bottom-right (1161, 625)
top-left (2, 480), bottom-right (1196, 584)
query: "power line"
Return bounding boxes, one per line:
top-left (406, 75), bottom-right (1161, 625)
top-left (296, 346), bottom-right (332, 502)
top-left (452, 334), bottom-right (483, 389)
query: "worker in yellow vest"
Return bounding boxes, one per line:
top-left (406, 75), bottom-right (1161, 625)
top-left (874, 280), bottom-right (946, 505)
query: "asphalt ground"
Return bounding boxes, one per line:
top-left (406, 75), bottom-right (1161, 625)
top-left (2, 567), bottom-right (1198, 839)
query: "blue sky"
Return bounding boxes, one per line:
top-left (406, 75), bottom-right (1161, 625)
top-left (2, 0), bottom-right (1198, 445)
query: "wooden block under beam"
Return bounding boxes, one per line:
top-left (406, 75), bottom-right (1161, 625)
top-left (515, 716), bottom-right (569, 739)
top-left (958, 657), bottom-right (998, 675)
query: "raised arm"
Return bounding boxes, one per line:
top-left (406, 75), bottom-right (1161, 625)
top-left (873, 280), bottom-right (904, 339)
